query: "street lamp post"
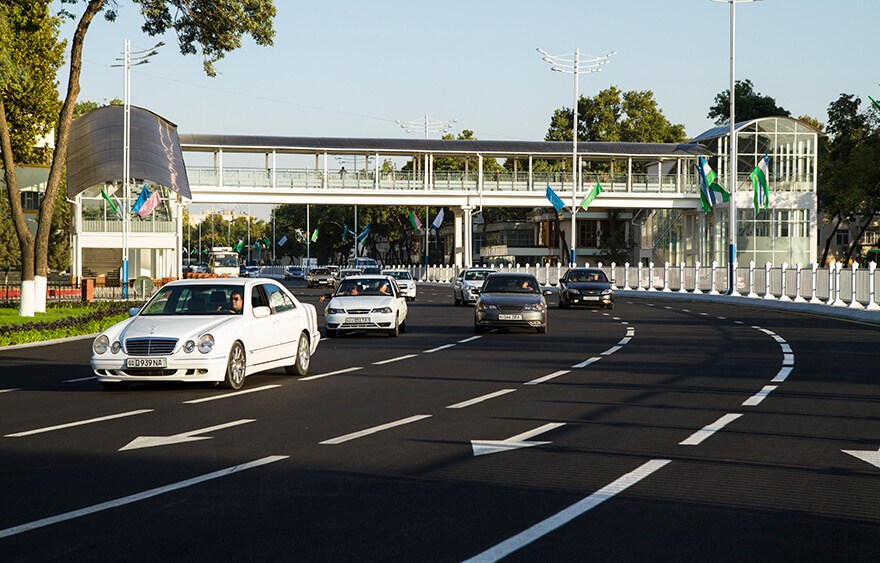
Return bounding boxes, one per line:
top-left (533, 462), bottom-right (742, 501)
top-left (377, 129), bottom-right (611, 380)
top-left (713, 0), bottom-right (758, 294)
top-left (397, 114), bottom-right (456, 266)
top-left (537, 47), bottom-right (615, 266)
top-left (114, 39), bottom-right (162, 298)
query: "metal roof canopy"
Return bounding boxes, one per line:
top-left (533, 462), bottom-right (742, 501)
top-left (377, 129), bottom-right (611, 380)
top-left (178, 133), bottom-right (713, 160)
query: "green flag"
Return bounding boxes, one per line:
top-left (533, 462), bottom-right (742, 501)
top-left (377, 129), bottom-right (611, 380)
top-left (311, 228), bottom-right (319, 242)
top-left (100, 187), bottom-right (123, 219)
top-left (750, 154), bottom-right (770, 211)
top-left (342, 224), bottom-right (349, 242)
top-left (233, 239), bottom-right (244, 252)
top-left (261, 236), bottom-right (270, 247)
top-left (580, 182), bottom-right (603, 210)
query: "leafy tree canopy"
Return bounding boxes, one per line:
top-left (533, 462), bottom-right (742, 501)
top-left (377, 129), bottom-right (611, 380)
top-left (708, 79), bottom-right (790, 125)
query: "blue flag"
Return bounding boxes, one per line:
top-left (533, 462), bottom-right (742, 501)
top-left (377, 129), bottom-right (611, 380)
top-left (131, 185), bottom-right (149, 214)
top-left (357, 224), bottom-right (371, 243)
top-left (545, 185), bottom-right (566, 212)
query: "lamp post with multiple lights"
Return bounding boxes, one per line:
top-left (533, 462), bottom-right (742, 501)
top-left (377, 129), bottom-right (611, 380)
top-left (114, 39), bottom-right (162, 297)
top-left (537, 47), bottom-right (615, 265)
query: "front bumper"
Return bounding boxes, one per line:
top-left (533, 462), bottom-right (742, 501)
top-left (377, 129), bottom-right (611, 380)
top-left (563, 291), bottom-right (613, 306)
top-left (475, 309), bottom-right (546, 329)
top-left (325, 311), bottom-right (396, 332)
top-left (91, 353), bottom-right (229, 383)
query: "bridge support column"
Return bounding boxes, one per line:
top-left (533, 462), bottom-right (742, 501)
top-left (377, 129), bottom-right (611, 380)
top-left (453, 207), bottom-right (464, 267)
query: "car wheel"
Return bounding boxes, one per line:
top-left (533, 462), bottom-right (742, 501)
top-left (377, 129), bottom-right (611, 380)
top-left (607, 302), bottom-right (614, 310)
top-left (223, 341), bottom-right (247, 390)
top-left (558, 298), bottom-right (567, 309)
top-left (100, 381), bottom-right (129, 390)
top-left (388, 316), bottom-right (400, 337)
top-left (537, 323), bottom-right (548, 334)
top-left (285, 332), bottom-right (310, 376)
top-left (399, 318), bottom-right (407, 334)
top-left (454, 293), bottom-right (461, 306)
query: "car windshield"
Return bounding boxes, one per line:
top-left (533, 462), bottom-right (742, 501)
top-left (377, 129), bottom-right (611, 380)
top-left (568, 270), bottom-right (607, 283)
top-left (464, 270), bottom-right (490, 281)
top-left (383, 271), bottom-right (412, 280)
top-left (310, 268), bottom-right (331, 275)
top-left (335, 278), bottom-right (393, 297)
top-left (482, 276), bottom-right (539, 294)
top-left (140, 284), bottom-right (246, 315)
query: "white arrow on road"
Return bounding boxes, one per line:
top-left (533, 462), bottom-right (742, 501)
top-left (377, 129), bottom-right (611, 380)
top-left (471, 422), bottom-right (565, 457)
top-left (842, 446), bottom-right (880, 469)
top-left (119, 419), bottom-right (256, 451)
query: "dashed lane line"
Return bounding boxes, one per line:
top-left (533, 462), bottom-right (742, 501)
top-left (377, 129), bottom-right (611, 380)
top-left (0, 388), bottom-right (20, 394)
top-left (772, 367), bottom-right (794, 382)
top-left (447, 389), bottom-right (517, 409)
top-left (319, 414), bottom-right (433, 445)
top-left (373, 354), bottom-right (418, 365)
top-left (183, 385), bottom-right (281, 404)
top-left (572, 357), bottom-right (602, 368)
top-left (63, 376), bottom-right (96, 383)
top-left (525, 370), bottom-right (571, 385)
top-left (299, 367), bottom-right (363, 381)
top-left (742, 385), bottom-right (778, 407)
top-left (5, 409), bottom-right (154, 438)
top-left (679, 413), bottom-right (743, 446)
top-left (424, 344), bottom-right (456, 353)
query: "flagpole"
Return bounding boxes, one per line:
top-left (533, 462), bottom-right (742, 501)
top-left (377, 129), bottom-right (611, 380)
top-left (728, 0), bottom-right (737, 295)
top-left (425, 205), bottom-right (429, 269)
top-left (306, 204), bottom-right (310, 266)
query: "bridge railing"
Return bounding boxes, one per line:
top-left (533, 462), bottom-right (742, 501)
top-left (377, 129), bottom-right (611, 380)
top-left (393, 261), bottom-right (880, 310)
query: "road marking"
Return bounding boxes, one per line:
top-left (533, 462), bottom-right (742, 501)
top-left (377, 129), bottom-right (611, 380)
top-left (612, 316), bottom-right (621, 321)
top-left (471, 422), bottom-right (565, 457)
top-left (462, 459), bottom-right (671, 562)
top-left (183, 384), bottom-right (281, 404)
top-left (734, 320), bottom-right (744, 324)
top-left (717, 316), bottom-right (727, 320)
top-left (742, 385), bottom-right (778, 406)
top-left (780, 343), bottom-right (792, 353)
top-left (679, 413), bottom-right (743, 446)
top-left (447, 389), bottom-right (516, 409)
top-left (119, 419), bottom-right (256, 451)
top-left (525, 370), bottom-right (571, 385)
top-left (373, 354), bottom-right (418, 365)
top-left (772, 367), bottom-right (794, 382)
top-left (299, 366), bottom-right (363, 381)
top-left (682, 309), bottom-right (691, 313)
top-left (601, 346), bottom-right (622, 355)
top-left (0, 455), bottom-right (288, 539)
top-left (626, 327), bottom-right (635, 336)
top-left (617, 337), bottom-right (632, 345)
top-left (63, 376), bottom-right (96, 383)
top-left (771, 335), bottom-right (786, 343)
top-left (700, 312), bottom-right (709, 316)
top-left (0, 388), bottom-right (20, 394)
top-left (842, 447), bottom-right (880, 469)
top-left (5, 409), bottom-right (154, 438)
top-left (458, 336), bottom-right (483, 343)
top-left (320, 414), bottom-right (432, 445)
top-left (572, 357), bottom-right (602, 368)
top-left (782, 353), bottom-right (795, 366)
top-left (424, 344), bottom-right (456, 353)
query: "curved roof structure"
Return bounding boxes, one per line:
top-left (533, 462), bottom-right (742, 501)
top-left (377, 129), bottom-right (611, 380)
top-left (66, 105), bottom-right (191, 198)
top-left (689, 116), bottom-right (822, 144)
top-left (178, 133), bottom-right (712, 159)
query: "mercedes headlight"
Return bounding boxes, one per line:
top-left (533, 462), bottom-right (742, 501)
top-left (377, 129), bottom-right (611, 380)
top-left (183, 340), bottom-right (196, 353)
top-left (197, 334), bottom-right (215, 354)
top-left (93, 335), bottom-right (110, 355)
top-left (110, 341), bottom-right (122, 354)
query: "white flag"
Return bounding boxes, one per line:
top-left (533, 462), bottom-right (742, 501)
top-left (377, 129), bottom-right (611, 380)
top-left (431, 208), bottom-right (445, 229)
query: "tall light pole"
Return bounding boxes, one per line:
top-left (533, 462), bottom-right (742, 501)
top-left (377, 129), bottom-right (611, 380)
top-left (397, 114), bottom-right (456, 267)
top-left (537, 47), bottom-right (615, 265)
top-left (713, 0), bottom-right (758, 294)
top-left (114, 39), bottom-right (163, 297)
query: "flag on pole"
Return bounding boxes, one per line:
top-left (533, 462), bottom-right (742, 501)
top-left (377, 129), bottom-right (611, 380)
top-left (868, 94), bottom-right (880, 112)
top-left (100, 187), bottom-right (123, 219)
top-left (408, 211), bottom-right (423, 229)
top-left (233, 239), bottom-right (244, 252)
top-left (580, 182), bottom-right (604, 210)
top-left (131, 185), bottom-right (150, 215)
top-left (136, 190), bottom-right (161, 218)
top-left (295, 228), bottom-right (305, 242)
top-left (545, 185), bottom-right (566, 212)
top-left (278, 235), bottom-right (288, 247)
top-left (311, 228), bottom-right (319, 242)
top-left (357, 224), bottom-right (370, 243)
top-left (342, 224), bottom-right (349, 242)
top-left (431, 208), bottom-right (445, 229)
top-left (694, 156), bottom-right (729, 212)
top-left (261, 236), bottom-right (270, 247)
top-left (750, 153), bottom-right (771, 211)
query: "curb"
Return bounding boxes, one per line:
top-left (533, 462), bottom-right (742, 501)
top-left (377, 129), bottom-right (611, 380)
top-left (0, 333), bottom-right (97, 351)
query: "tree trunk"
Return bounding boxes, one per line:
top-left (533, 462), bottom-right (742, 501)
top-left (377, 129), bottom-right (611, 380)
top-left (844, 209), bottom-right (877, 265)
top-left (820, 211), bottom-right (842, 267)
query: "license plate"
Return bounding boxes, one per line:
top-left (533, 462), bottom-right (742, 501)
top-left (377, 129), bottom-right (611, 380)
top-left (498, 314), bottom-right (523, 320)
top-left (345, 317), bottom-right (371, 324)
top-left (584, 296), bottom-right (600, 301)
top-left (126, 357), bottom-right (167, 368)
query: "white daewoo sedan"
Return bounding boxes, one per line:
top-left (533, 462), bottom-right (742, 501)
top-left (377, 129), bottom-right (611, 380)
top-left (323, 275), bottom-right (408, 337)
top-left (381, 269), bottom-right (417, 301)
top-left (91, 278), bottom-right (321, 390)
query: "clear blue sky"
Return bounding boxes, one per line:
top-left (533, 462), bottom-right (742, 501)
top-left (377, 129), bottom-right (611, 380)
top-left (57, 0), bottom-right (879, 143)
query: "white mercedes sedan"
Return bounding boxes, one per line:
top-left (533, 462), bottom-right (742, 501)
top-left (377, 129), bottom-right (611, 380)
top-left (323, 275), bottom-right (408, 337)
top-left (91, 278), bottom-right (321, 390)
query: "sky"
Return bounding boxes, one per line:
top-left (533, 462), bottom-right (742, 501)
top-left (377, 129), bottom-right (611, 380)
top-left (54, 0), bottom-right (879, 218)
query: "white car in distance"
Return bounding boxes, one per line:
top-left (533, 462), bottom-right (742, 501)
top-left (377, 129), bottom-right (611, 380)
top-left (381, 269), bottom-right (417, 301)
top-left (323, 275), bottom-right (408, 337)
top-left (91, 278), bottom-right (321, 390)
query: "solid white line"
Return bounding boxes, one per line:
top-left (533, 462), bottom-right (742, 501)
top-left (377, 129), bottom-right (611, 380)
top-left (63, 376), bottom-right (96, 383)
top-left (424, 344), bottom-right (456, 353)
top-left (772, 367), bottom-right (794, 382)
top-left (0, 388), bottom-right (20, 394)
top-left (320, 414), bottom-right (432, 445)
top-left (572, 357), bottom-right (602, 368)
top-left (742, 385), bottom-right (778, 406)
top-left (5, 409), bottom-right (154, 438)
top-left (462, 459), bottom-right (672, 563)
top-left (458, 336), bottom-right (483, 343)
top-left (601, 346), bottom-right (622, 356)
top-left (299, 366), bottom-right (362, 381)
top-left (0, 455), bottom-right (288, 539)
top-left (373, 354), bottom-right (418, 365)
top-left (525, 370), bottom-right (571, 385)
top-left (447, 389), bottom-right (516, 409)
top-left (679, 413), bottom-right (743, 446)
top-left (183, 384), bottom-right (281, 404)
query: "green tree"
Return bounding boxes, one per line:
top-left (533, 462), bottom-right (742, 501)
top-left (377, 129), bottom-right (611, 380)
top-left (0, 0), bottom-right (276, 316)
top-left (708, 79), bottom-right (790, 125)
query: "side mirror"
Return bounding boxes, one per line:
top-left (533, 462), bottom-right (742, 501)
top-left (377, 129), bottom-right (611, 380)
top-left (128, 307), bottom-right (140, 317)
top-left (253, 306), bottom-right (271, 318)
top-left (543, 289), bottom-right (554, 296)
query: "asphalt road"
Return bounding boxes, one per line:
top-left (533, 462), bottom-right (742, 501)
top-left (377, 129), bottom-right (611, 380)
top-left (1, 283), bottom-right (878, 562)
